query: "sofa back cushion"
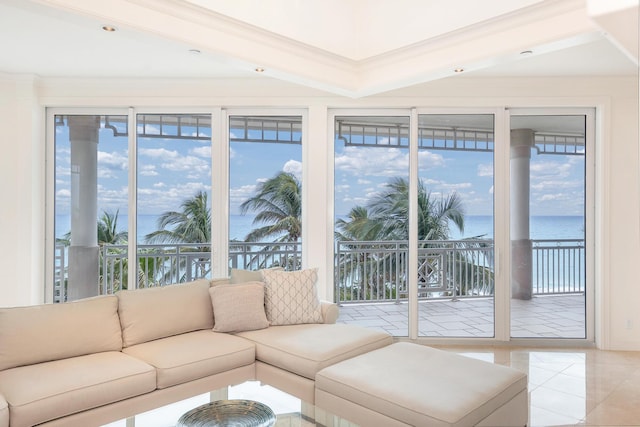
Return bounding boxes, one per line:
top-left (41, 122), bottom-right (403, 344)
top-left (0, 295), bottom-right (122, 371)
top-left (117, 279), bottom-right (213, 347)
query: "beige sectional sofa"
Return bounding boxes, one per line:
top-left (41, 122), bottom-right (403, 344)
top-left (0, 275), bottom-right (392, 427)
top-left (0, 270), bottom-right (528, 426)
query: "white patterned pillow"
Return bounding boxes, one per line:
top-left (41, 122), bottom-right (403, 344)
top-left (261, 268), bottom-right (323, 325)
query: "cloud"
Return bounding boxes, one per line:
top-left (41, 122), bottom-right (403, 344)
top-left (229, 184), bottom-right (258, 214)
top-left (531, 179), bottom-right (582, 192)
top-left (138, 148), bottom-right (179, 159)
top-left (230, 184), bottom-right (257, 201)
top-left (136, 182), bottom-right (210, 213)
top-left (477, 163), bottom-right (493, 177)
top-left (97, 185), bottom-right (129, 210)
top-left (137, 124), bottom-right (160, 135)
top-left (283, 160), bottom-right (302, 178)
top-left (191, 146), bottom-right (211, 158)
top-left (160, 155), bottom-right (209, 177)
top-left (97, 150), bottom-right (128, 178)
top-left (138, 165), bottom-right (158, 176)
top-left (441, 182), bottom-right (472, 191)
top-left (418, 150), bottom-right (445, 167)
top-left (530, 160), bottom-right (573, 179)
top-left (335, 147), bottom-right (398, 175)
top-left (335, 146), bottom-right (443, 177)
top-left (538, 193), bottom-right (568, 201)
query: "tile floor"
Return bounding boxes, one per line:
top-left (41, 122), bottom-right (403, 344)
top-left (433, 345), bottom-right (640, 426)
top-left (337, 297), bottom-right (640, 425)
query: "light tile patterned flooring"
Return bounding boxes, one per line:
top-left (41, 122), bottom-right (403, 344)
top-left (337, 294), bottom-right (586, 338)
top-left (338, 295), bottom-right (640, 426)
top-left (434, 346), bottom-right (640, 426)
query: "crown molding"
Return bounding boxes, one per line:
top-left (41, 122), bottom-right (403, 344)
top-left (32, 0), bottom-right (601, 98)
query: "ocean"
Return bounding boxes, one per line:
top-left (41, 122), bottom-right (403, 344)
top-left (55, 214), bottom-right (585, 242)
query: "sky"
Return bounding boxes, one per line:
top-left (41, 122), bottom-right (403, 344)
top-left (54, 114), bottom-right (586, 237)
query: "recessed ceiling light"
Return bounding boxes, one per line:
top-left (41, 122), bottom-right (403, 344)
top-left (255, 67), bottom-right (265, 73)
top-left (454, 68), bottom-right (464, 73)
top-left (101, 25), bottom-right (117, 32)
top-left (188, 49), bottom-right (201, 55)
top-left (520, 50), bottom-right (533, 55)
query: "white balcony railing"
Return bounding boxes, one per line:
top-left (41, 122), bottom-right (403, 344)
top-left (53, 239), bottom-right (584, 303)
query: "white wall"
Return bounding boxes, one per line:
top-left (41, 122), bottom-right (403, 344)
top-left (0, 74), bottom-right (44, 306)
top-left (1, 74), bottom-right (638, 350)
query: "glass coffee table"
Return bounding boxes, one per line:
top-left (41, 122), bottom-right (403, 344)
top-left (102, 381), bottom-right (357, 427)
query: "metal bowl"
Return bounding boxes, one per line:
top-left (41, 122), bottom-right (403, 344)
top-left (177, 399), bottom-right (276, 427)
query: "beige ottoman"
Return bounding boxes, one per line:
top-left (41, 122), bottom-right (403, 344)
top-left (315, 342), bottom-right (528, 427)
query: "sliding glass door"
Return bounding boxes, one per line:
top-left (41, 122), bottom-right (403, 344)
top-left (416, 113), bottom-right (495, 338)
top-left (333, 114), bottom-right (411, 336)
top-left (332, 108), bottom-right (593, 342)
top-left (332, 111), bottom-right (496, 339)
top-left (509, 112), bottom-right (590, 339)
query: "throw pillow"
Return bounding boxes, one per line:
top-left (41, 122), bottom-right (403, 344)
top-left (230, 267), bottom-right (283, 284)
top-left (261, 268), bottom-right (323, 326)
top-left (209, 282), bottom-right (269, 333)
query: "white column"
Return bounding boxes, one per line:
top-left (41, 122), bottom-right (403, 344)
top-left (67, 115), bottom-right (100, 301)
top-left (510, 129), bottom-right (534, 300)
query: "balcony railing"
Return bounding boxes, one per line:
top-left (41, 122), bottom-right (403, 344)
top-left (53, 238), bottom-right (584, 303)
top-left (335, 239), bottom-right (495, 303)
top-left (532, 239), bottom-right (585, 294)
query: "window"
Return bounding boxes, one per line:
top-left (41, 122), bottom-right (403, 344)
top-left (53, 114), bottom-right (128, 301)
top-left (228, 115), bottom-right (303, 272)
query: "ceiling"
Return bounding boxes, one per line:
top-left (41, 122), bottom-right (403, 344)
top-left (0, 0), bottom-right (637, 98)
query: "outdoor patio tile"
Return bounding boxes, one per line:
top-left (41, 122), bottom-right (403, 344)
top-left (437, 321), bottom-right (471, 330)
top-left (337, 295), bottom-right (586, 339)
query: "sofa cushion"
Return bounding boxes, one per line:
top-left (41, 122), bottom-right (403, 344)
top-left (122, 330), bottom-right (255, 389)
top-left (236, 324), bottom-right (393, 380)
top-left (117, 279), bottom-right (213, 347)
top-left (210, 282), bottom-right (269, 333)
top-left (261, 268), bottom-right (323, 325)
top-left (0, 352), bottom-right (156, 427)
top-left (210, 277), bottom-right (231, 286)
top-left (0, 295), bottom-right (122, 371)
top-left (0, 394), bottom-right (7, 427)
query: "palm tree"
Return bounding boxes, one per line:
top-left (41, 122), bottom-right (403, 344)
top-left (335, 206), bottom-right (384, 242)
top-left (145, 191), bottom-right (211, 283)
top-left (58, 209), bottom-right (129, 246)
top-left (95, 210), bottom-right (128, 293)
top-left (240, 172), bottom-right (302, 242)
top-left (145, 191), bottom-right (211, 248)
top-left (239, 172), bottom-right (302, 269)
top-left (335, 177), bottom-right (492, 300)
top-left (335, 206), bottom-right (389, 301)
top-left (98, 209), bottom-right (128, 245)
top-left (359, 176), bottom-right (465, 241)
